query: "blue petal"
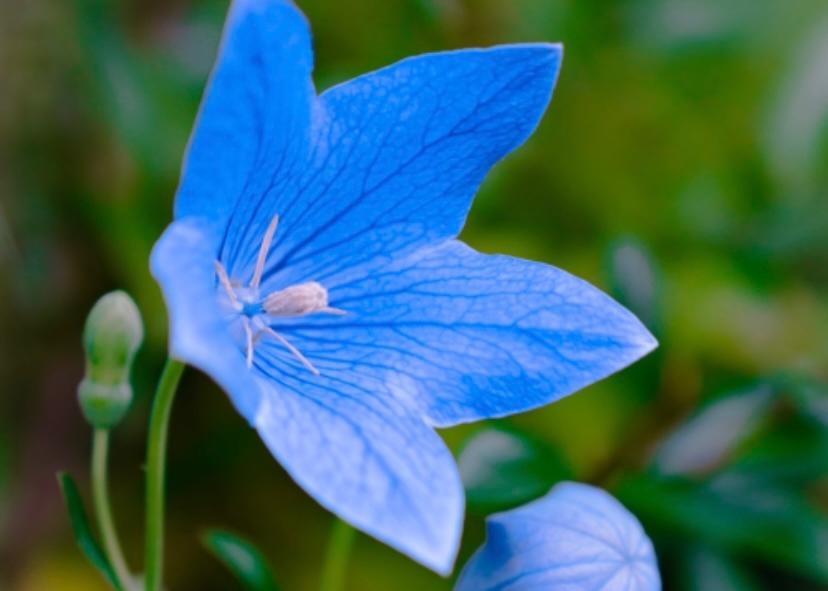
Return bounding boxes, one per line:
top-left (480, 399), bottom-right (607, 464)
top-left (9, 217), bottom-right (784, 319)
top-left (152, 219), bottom-right (464, 573)
top-left (150, 218), bottom-right (261, 421)
top-left (221, 44), bottom-right (563, 288)
top-left (455, 482), bottom-right (661, 591)
top-left (175, 0), bottom-right (314, 221)
top-left (252, 371), bottom-right (463, 575)
top-left (271, 240), bottom-right (656, 427)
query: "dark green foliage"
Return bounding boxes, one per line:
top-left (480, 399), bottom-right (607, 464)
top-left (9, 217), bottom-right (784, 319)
top-left (458, 426), bottom-right (573, 513)
top-left (57, 472), bottom-right (122, 591)
top-left (202, 530), bottom-right (281, 591)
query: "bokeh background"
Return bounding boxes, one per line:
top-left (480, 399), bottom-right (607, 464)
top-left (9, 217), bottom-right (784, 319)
top-left (2, 0), bottom-right (828, 589)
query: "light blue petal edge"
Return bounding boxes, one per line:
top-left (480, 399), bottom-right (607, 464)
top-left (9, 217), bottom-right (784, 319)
top-left (174, 0), bottom-right (315, 222)
top-left (253, 376), bottom-right (464, 575)
top-left (150, 218), bottom-right (261, 421)
top-left (455, 481), bottom-right (661, 591)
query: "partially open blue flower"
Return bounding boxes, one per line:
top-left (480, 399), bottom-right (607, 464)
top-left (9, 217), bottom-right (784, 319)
top-left (455, 482), bottom-right (661, 591)
top-left (151, 0), bottom-right (656, 574)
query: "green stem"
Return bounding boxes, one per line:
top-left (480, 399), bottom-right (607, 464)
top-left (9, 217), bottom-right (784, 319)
top-left (319, 518), bottom-right (356, 591)
top-left (144, 359), bottom-right (185, 591)
top-left (92, 428), bottom-right (132, 591)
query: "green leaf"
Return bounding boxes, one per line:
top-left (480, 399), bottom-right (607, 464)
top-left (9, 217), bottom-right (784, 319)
top-left (763, 13), bottom-right (828, 190)
top-left (774, 373), bottom-right (828, 427)
top-left (202, 529), bottom-right (281, 591)
top-left (679, 546), bottom-right (762, 591)
top-left (723, 420), bottom-right (828, 487)
top-left (56, 472), bottom-right (122, 590)
top-left (625, 0), bottom-right (786, 54)
top-left (653, 384), bottom-right (774, 476)
top-left (72, 0), bottom-right (200, 179)
top-left (458, 426), bottom-right (573, 513)
top-left (605, 237), bottom-right (663, 336)
top-left (618, 473), bottom-right (828, 583)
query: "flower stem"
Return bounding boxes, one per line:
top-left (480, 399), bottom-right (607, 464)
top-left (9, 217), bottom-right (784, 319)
top-left (319, 518), bottom-right (356, 591)
top-left (144, 359), bottom-right (185, 591)
top-left (91, 428), bottom-right (132, 591)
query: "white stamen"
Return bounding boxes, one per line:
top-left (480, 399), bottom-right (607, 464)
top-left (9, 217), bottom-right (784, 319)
top-left (250, 214), bottom-right (279, 289)
top-left (243, 317), bottom-right (254, 368)
top-left (214, 260), bottom-right (240, 308)
top-left (260, 325), bottom-right (320, 376)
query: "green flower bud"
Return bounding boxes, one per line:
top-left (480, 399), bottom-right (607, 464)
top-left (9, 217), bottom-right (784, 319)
top-left (78, 291), bottom-right (144, 429)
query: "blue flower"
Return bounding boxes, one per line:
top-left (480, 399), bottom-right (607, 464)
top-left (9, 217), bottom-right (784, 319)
top-left (151, 0), bottom-right (656, 575)
top-left (455, 482), bottom-right (661, 591)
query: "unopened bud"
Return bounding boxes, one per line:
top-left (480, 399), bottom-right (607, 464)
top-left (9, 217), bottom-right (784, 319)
top-left (78, 291), bottom-right (144, 429)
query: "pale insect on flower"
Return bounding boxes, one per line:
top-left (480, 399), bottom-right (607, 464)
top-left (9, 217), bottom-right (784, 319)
top-left (213, 214), bottom-right (344, 373)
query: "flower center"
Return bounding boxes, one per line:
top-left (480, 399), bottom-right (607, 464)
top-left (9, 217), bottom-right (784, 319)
top-left (214, 214), bottom-right (344, 375)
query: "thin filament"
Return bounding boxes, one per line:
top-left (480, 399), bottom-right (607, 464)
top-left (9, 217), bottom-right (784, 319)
top-left (214, 260), bottom-right (240, 308)
top-left (243, 317), bottom-right (254, 368)
top-left (250, 214), bottom-right (280, 289)
top-left (260, 325), bottom-right (320, 376)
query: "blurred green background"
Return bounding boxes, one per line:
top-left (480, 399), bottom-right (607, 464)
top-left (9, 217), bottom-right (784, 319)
top-left (1, 0), bottom-right (827, 589)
